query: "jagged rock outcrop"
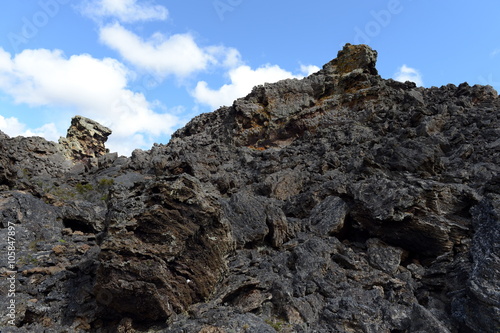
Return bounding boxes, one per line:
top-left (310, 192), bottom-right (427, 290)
top-left (0, 115), bottom-right (112, 193)
top-left (1, 44), bottom-right (499, 333)
top-left (59, 115), bottom-right (112, 161)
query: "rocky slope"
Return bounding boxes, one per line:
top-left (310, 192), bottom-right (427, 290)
top-left (0, 44), bottom-right (499, 333)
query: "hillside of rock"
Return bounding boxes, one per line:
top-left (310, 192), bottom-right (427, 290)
top-left (0, 44), bottom-right (499, 333)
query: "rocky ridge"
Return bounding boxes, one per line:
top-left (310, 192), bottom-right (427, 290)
top-left (0, 44), bottom-right (499, 333)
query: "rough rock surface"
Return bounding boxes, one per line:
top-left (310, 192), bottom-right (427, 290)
top-left (1, 44), bottom-right (499, 333)
top-left (59, 115), bottom-right (112, 161)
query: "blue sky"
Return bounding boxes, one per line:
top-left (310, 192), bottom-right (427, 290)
top-left (0, 0), bottom-right (499, 155)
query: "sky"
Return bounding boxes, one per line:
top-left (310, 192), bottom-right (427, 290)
top-left (0, 0), bottom-right (499, 155)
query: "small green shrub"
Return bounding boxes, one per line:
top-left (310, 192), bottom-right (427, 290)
top-left (98, 178), bottom-right (114, 187)
top-left (265, 319), bottom-right (285, 332)
top-left (50, 186), bottom-right (76, 200)
top-left (75, 183), bottom-right (94, 194)
top-left (19, 254), bottom-right (38, 266)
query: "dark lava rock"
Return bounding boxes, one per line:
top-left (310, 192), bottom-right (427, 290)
top-left (1, 44), bottom-right (499, 333)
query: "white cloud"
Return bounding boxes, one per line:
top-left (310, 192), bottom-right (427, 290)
top-left (0, 115), bottom-right (27, 136)
top-left (0, 115), bottom-right (59, 141)
top-left (394, 65), bottom-right (423, 86)
top-left (23, 123), bottom-right (60, 141)
top-left (206, 45), bottom-right (243, 68)
top-left (193, 64), bottom-right (303, 109)
top-left (81, 0), bottom-right (168, 23)
top-left (99, 23), bottom-right (240, 79)
top-left (0, 48), bottom-right (129, 108)
top-left (0, 47), bottom-right (180, 155)
top-left (300, 64), bottom-right (320, 76)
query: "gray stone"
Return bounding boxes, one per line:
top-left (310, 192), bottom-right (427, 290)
top-left (367, 238), bottom-right (404, 274)
top-left (463, 195), bottom-right (500, 332)
top-left (1, 44), bottom-right (500, 332)
top-left (309, 196), bottom-right (349, 235)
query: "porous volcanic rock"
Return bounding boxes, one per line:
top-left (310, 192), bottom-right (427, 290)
top-left (59, 115), bottom-right (112, 161)
top-left (0, 44), bottom-right (499, 333)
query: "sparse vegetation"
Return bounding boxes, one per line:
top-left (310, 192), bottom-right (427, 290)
top-left (265, 318), bottom-right (286, 332)
top-left (98, 178), bottom-right (114, 188)
top-left (49, 186), bottom-right (77, 200)
top-left (75, 182), bottom-right (94, 194)
top-left (98, 178), bottom-right (114, 202)
top-left (18, 254), bottom-right (39, 266)
top-left (42, 179), bottom-right (114, 202)
top-left (28, 240), bottom-right (41, 251)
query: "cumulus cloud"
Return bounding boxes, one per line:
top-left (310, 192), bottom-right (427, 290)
top-left (394, 65), bottom-right (423, 87)
top-left (0, 115), bottom-right (28, 137)
top-left (23, 123), bottom-right (60, 141)
top-left (0, 48), bottom-right (128, 107)
top-left (100, 23), bottom-right (240, 79)
top-left (0, 47), bottom-right (179, 155)
top-left (81, 0), bottom-right (168, 23)
top-left (0, 115), bottom-right (59, 141)
top-left (193, 64), bottom-right (305, 109)
top-left (300, 64), bottom-right (320, 76)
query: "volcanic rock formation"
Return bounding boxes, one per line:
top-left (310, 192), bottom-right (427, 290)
top-left (0, 44), bottom-right (499, 333)
top-left (59, 115), bottom-right (112, 161)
